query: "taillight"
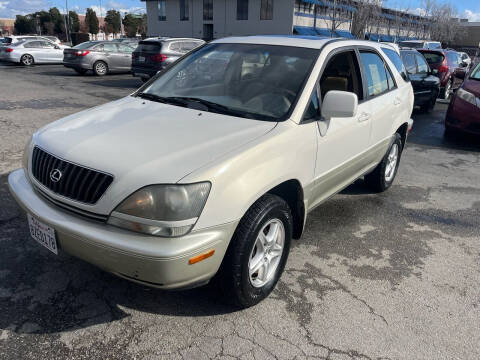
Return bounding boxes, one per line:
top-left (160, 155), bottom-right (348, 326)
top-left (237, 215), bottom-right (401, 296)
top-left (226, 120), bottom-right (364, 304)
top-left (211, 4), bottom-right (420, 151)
top-left (5, 48), bottom-right (13, 53)
top-left (150, 54), bottom-right (167, 62)
top-left (74, 50), bottom-right (90, 56)
top-left (438, 65), bottom-right (449, 73)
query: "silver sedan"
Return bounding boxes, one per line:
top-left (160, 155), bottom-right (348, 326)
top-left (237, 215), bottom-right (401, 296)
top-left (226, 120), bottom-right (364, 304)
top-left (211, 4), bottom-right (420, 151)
top-left (0, 39), bottom-right (67, 65)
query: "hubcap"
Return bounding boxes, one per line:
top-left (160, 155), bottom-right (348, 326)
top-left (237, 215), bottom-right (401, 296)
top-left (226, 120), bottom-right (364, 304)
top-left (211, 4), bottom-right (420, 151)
top-left (385, 143), bottom-right (399, 182)
top-left (248, 219), bottom-right (285, 288)
top-left (23, 55), bottom-right (32, 65)
top-left (445, 81), bottom-right (451, 99)
top-left (96, 63), bottom-right (106, 74)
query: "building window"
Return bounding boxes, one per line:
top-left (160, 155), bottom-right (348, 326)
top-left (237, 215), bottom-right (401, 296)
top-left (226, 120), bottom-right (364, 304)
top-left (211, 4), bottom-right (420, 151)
top-left (158, 0), bottom-right (166, 21)
top-left (260, 0), bottom-right (273, 20)
top-left (237, 0), bottom-right (248, 20)
top-left (203, 0), bottom-right (213, 21)
top-left (180, 0), bottom-right (189, 21)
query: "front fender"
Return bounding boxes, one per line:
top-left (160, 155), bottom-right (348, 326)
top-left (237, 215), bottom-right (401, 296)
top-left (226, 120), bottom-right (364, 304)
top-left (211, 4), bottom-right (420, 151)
top-left (181, 120), bottom-right (318, 231)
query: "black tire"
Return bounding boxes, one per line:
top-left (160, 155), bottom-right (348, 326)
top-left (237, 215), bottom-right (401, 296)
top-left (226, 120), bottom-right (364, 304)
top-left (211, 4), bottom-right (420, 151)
top-left (364, 133), bottom-right (403, 193)
top-left (74, 68), bottom-right (88, 75)
top-left (441, 79), bottom-right (452, 100)
top-left (20, 54), bottom-right (34, 66)
top-left (93, 61), bottom-right (108, 76)
top-left (218, 194), bottom-right (293, 308)
top-left (420, 92), bottom-right (437, 113)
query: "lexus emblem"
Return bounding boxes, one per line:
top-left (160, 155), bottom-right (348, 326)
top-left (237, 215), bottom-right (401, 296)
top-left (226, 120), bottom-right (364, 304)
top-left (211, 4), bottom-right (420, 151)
top-left (50, 169), bottom-right (62, 183)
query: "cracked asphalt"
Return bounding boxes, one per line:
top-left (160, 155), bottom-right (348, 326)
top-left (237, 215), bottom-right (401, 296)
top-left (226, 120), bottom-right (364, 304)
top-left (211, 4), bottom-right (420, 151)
top-left (1, 63), bottom-right (480, 360)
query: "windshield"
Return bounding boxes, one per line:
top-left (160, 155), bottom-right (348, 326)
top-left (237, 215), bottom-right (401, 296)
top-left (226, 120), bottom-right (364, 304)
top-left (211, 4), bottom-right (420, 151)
top-left (470, 63), bottom-right (480, 80)
top-left (427, 42), bottom-right (441, 49)
top-left (140, 43), bottom-right (318, 121)
top-left (399, 41), bottom-right (423, 49)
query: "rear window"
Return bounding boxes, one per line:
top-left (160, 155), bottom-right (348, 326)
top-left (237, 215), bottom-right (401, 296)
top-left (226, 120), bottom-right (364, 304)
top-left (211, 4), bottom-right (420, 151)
top-left (136, 42), bottom-right (162, 52)
top-left (73, 41), bottom-right (97, 49)
top-left (421, 52), bottom-right (444, 64)
top-left (399, 41), bottom-right (423, 49)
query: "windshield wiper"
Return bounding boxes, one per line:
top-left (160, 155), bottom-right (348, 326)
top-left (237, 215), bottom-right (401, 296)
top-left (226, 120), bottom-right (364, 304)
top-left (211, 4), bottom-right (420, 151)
top-left (136, 92), bottom-right (188, 107)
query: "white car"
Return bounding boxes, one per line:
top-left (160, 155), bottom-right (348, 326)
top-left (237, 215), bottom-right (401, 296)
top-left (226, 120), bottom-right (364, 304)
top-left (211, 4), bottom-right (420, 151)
top-left (459, 52), bottom-right (471, 67)
top-left (0, 39), bottom-right (65, 65)
top-left (9, 36), bottom-right (414, 307)
top-left (399, 40), bottom-right (442, 50)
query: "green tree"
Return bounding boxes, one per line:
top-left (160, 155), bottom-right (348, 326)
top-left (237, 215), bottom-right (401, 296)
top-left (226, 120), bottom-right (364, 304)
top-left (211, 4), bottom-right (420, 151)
top-left (122, 13), bottom-right (141, 38)
top-left (49, 7), bottom-right (65, 35)
top-left (85, 8), bottom-right (99, 36)
top-left (33, 10), bottom-right (52, 35)
top-left (68, 10), bottom-right (80, 32)
top-left (138, 14), bottom-right (147, 37)
top-left (105, 10), bottom-right (121, 36)
top-left (14, 15), bottom-right (35, 35)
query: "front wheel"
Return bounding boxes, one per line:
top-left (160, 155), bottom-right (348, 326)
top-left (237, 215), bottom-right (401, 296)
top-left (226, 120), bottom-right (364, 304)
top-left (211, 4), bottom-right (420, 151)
top-left (93, 61), bottom-right (108, 76)
top-left (420, 92), bottom-right (437, 113)
top-left (20, 54), bottom-right (34, 66)
top-left (364, 133), bottom-right (403, 192)
top-left (218, 194), bottom-right (292, 308)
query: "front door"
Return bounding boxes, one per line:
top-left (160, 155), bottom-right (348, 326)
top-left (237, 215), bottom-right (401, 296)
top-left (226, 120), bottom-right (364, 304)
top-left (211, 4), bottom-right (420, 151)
top-left (309, 49), bottom-right (372, 209)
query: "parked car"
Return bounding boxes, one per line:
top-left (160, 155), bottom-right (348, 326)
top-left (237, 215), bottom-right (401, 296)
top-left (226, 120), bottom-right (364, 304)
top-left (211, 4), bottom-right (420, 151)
top-left (41, 35), bottom-right (69, 49)
top-left (131, 37), bottom-right (205, 82)
top-left (398, 48), bottom-right (440, 112)
top-left (8, 36), bottom-right (414, 307)
top-left (1, 35), bottom-right (57, 47)
top-left (458, 52), bottom-right (471, 67)
top-left (0, 39), bottom-right (65, 65)
top-left (445, 61), bottom-right (480, 136)
top-left (63, 41), bottom-right (136, 75)
top-left (399, 40), bottom-right (442, 50)
top-left (418, 49), bottom-right (466, 100)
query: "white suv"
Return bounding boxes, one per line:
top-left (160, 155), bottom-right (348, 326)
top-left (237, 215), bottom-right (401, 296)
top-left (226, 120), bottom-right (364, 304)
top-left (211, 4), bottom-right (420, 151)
top-left (9, 36), bottom-right (414, 307)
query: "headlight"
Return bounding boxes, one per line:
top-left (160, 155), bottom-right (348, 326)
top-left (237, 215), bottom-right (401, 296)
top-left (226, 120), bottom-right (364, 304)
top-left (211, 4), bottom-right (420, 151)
top-left (107, 182), bottom-right (211, 237)
top-left (456, 88), bottom-right (480, 107)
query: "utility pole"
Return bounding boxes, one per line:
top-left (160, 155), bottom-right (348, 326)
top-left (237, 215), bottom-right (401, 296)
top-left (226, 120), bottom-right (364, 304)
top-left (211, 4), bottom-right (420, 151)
top-left (65, 0), bottom-right (70, 43)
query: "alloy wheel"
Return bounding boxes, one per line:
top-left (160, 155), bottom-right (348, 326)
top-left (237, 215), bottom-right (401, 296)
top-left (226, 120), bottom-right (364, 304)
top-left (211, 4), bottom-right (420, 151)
top-left (21, 55), bottom-right (33, 66)
top-left (248, 219), bottom-right (285, 288)
top-left (384, 143), bottom-right (399, 182)
top-left (95, 62), bottom-right (107, 75)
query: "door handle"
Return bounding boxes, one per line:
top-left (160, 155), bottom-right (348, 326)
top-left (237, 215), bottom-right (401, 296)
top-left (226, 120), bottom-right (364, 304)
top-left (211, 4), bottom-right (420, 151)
top-left (394, 97), bottom-right (402, 105)
top-left (358, 112), bottom-right (370, 122)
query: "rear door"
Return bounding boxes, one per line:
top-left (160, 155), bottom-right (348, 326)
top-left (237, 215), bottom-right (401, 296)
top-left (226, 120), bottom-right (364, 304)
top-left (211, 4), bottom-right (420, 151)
top-left (102, 42), bottom-right (123, 71)
top-left (22, 41), bottom-right (44, 62)
top-left (39, 40), bottom-right (62, 62)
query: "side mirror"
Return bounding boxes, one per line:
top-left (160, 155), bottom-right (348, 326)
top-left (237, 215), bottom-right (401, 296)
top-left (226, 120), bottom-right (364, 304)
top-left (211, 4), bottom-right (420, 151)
top-left (321, 91), bottom-right (358, 120)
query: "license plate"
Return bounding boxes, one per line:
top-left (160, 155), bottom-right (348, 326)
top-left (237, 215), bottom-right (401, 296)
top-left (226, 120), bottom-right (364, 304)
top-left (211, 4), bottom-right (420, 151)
top-left (27, 214), bottom-right (58, 255)
top-left (139, 56), bottom-right (145, 62)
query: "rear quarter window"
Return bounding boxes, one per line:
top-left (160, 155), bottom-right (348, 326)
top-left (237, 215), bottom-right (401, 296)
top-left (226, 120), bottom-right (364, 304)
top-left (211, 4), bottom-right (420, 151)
top-left (382, 47), bottom-right (408, 81)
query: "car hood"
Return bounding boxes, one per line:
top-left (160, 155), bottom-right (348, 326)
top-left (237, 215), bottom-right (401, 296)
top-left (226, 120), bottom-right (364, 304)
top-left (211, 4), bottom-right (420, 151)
top-left (463, 79), bottom-right (480, 97)
top-left (33, 96), bottom-right (276, 211)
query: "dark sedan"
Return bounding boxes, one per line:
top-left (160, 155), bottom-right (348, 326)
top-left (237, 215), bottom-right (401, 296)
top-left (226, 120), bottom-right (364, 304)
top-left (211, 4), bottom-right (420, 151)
top-left (445, 61), bottom-right (480, 136)
top-left (400, 49), bottom-right (440, 112)
top-left (63, 41), bottom-right (135, 76)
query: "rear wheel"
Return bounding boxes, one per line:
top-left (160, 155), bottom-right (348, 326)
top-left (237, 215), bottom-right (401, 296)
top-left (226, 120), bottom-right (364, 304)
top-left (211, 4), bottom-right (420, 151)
top-left (364, 133), bottom-right (403, 193)
top-left (74, 68), bottom-right (88, 75)
top-left (441, 79), bottom-right (452, 100)
top-left (218, 194), bottom-right (292, 308)
top-left (93, 61), bottom-right (108, 76)
top-left (420, 92), bottom-right (437, 113)
top-left (20, 54), bottom-right (34, 66)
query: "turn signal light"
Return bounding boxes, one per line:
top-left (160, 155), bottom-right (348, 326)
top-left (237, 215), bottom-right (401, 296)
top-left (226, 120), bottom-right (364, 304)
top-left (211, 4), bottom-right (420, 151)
top-left (189, 249), bottom-right (215, 265)
top-left (150, 54), bottom-right (168, 62)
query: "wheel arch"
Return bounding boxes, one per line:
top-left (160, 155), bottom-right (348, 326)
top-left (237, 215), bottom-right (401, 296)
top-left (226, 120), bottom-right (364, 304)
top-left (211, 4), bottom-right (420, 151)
top-left (396, 122), bottom-right (409, 149)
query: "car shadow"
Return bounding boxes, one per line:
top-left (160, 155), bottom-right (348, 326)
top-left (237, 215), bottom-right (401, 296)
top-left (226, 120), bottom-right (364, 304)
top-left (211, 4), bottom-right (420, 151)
top-left (0, 172), bottom-right (238, 336)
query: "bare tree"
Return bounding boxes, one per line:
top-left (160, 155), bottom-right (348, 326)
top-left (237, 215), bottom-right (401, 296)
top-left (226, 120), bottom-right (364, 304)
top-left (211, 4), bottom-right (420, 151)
top-left (351, 0), bottom-right (381, 39)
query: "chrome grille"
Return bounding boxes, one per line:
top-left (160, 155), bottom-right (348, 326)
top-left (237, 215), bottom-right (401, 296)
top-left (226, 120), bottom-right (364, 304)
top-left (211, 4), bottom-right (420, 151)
top-left (31, 146), bottom-right (113, 205)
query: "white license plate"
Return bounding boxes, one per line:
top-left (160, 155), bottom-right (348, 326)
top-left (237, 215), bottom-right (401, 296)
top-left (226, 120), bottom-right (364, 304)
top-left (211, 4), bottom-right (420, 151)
top-left (138, 56), bottom-right (145, 62)
top-left (27, 214), bottom-right (58, 255)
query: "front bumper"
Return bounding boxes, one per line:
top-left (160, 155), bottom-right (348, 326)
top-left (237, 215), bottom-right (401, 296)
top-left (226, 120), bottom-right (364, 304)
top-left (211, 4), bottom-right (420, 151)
top-left (8, 168), bottom-right (237, 289)
top-left (446, 96), bottom-right (480, 135)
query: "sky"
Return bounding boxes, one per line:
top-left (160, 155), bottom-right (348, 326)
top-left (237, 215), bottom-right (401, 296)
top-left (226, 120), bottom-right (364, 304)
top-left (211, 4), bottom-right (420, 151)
top-left (0, 0), bottom-right (479, 21)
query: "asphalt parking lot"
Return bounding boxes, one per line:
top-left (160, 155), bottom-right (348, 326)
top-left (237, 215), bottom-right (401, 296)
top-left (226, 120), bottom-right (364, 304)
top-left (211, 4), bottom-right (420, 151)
top-left (1, 63), bottom-right (479, 360)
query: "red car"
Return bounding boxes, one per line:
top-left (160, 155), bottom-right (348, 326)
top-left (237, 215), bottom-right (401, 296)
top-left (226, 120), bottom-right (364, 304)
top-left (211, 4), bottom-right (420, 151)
top-left (418, 49), bottom-right (467, 100)
top-left (445, 61), bottom-right (480, 136)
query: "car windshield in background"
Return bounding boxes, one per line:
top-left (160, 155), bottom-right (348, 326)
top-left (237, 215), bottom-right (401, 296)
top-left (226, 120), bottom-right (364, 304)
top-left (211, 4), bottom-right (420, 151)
top-left (140, 43), bottom-right (318, 121)
top-left (421, 52), bottom-right (444, 64)
top-left (470, 63), bottom-right (480, 80)
top-left (73, 42), bottom-right (96, 49)
top-left (429, 42), bottom-right (442, 49)
top-left (399, 41), bottom-right (423, 49)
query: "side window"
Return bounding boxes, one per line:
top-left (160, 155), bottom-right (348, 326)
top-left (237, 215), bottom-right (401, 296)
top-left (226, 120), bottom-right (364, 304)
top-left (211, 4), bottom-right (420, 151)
top-left (118, 44), bottom-right (134, 53)
top-left (169, 42), bottom-right (181, 52)
top-left (415, 54), bottom-right (429, 74)
top-left (181, 42), bottom-right (199, 52)
top-left (103, 43), bottom-right (117, 52)
top-left (93, 44), bottom-right (104, 51)
top-left (381, 47), bottom-right (408, 81)
top-left (304, 87), bottom-right (320, 121)
top-left (385, 67), bottom-right (395, 89)
top-left (447, 52), bottom-right (458, 66)
top-left (403, 54), bottom-right (417, 74)
top-left (40, 41), bottom-right (55, 48)
top-left (359, 51), bottom-right (389, 97)
top-left (24, 41), bottom-right (41, 48)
